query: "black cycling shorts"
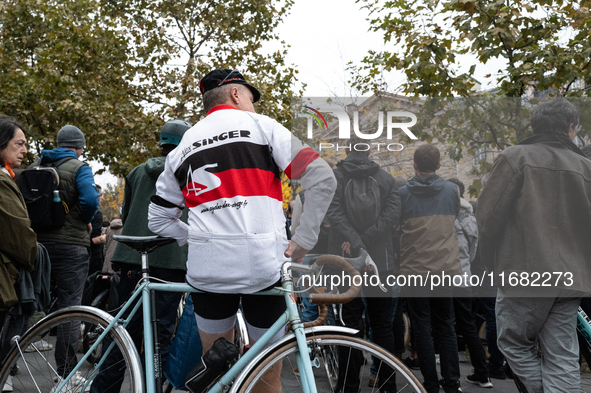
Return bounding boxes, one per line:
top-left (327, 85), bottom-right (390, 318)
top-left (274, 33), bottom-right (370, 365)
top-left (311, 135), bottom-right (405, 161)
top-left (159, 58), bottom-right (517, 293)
top-left (191, 280), bottom-right (286, 329)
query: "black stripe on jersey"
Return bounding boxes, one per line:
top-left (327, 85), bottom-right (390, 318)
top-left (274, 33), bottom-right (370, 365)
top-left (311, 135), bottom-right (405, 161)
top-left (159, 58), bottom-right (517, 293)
top-left (174, 141), bottom-right (280, 185)
top-left (150, 195), bottom-right (182, 209)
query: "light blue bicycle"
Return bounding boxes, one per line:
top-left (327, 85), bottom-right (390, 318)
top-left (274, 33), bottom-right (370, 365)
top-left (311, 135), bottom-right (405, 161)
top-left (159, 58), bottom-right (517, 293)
top-left (0, 235), bottom-right (425, 393)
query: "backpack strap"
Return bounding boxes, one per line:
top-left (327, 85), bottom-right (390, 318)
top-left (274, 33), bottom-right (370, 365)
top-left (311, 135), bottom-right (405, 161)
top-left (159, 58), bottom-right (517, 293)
top-left (38, 155), bottom-right (75, 168)
top-left (53, 156), bottom-right (76, 168)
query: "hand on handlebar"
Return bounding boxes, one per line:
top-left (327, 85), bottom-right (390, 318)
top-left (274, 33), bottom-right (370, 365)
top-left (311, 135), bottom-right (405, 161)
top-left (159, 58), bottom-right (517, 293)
top-left (284, 240), bottom-right (309, 264)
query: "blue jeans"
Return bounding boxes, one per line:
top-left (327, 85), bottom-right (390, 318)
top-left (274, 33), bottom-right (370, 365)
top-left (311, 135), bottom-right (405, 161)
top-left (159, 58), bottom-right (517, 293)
top-left (298, 254), bottom-right (335, 325)
top-left (300, 295), bottom-right (336, 325)
top-left (407, 288), bottom-right (460, 393)
top-left (90, 265), bottom-right (185, 393)
top-left (44, 243), bottom-right (90, 376)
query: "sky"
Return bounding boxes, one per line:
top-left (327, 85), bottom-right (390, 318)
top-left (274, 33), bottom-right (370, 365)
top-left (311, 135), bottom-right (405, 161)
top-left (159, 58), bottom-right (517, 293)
top-left (273, 0), bottom-right (386, 97)
top-left (93, 0), bottom-right (382, 187)
top-left (92, 0), bottom-right (504, 187)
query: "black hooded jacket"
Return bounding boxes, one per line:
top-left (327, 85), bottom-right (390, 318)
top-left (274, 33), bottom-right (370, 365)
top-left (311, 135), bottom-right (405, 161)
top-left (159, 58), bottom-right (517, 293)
top-left (398, 174), bottom-right (461, 276)
top-left (326, 153), bottom-right (400, 272)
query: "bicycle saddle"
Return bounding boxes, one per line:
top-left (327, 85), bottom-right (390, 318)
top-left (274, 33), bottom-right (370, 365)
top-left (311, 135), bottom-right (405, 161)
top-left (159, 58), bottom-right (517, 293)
top-left (113, 235), bottom-right (176, 253)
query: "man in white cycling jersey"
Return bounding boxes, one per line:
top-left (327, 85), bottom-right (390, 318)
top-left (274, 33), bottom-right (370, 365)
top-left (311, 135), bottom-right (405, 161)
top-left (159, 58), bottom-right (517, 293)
top-left (148, 69), bottom-right (336, 389)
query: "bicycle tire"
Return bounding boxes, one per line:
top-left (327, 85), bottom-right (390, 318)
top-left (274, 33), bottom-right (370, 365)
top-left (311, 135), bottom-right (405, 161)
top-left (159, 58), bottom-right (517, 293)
top-left (0, 306), bottom-right (143, 393)
top-left (236, 333), bottom-right (426, 393)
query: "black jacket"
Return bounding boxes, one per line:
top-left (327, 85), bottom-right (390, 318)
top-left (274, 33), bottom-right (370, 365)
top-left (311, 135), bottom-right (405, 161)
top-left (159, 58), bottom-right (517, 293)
top-left (398, 174), bottom-right (461, 277)
top-left (326, 154), bottom-right (400, 272)
top-left (477, 134), bottom-right (591, 293)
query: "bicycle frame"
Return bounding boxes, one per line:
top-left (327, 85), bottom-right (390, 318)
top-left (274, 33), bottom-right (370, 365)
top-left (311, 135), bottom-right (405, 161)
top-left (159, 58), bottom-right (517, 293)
top-left (577, 307), bottom-right (591, 345)
top-left (57, 253), bottom-right (321, 393)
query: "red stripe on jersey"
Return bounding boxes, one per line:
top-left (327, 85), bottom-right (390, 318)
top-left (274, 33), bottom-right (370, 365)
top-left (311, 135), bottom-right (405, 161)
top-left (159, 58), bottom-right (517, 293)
top-left (182, 168), bottom-right (282, 208)
top-left (206, 105), bottom-right (238, 116)
top-left (285, 148), bottom-right (320, 180)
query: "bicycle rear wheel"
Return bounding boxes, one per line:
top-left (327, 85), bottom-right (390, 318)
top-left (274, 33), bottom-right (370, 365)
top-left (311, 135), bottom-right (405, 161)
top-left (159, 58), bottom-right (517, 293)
top-left (0, 306), bottom-right (143, 393)
top-left (236, 333), bottom-right (426, 392)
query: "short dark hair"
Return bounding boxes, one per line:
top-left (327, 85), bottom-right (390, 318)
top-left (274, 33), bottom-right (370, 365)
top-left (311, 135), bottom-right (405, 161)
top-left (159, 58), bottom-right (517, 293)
top-left (0, 115), bottom-right (25, 168)
top-left (414, 144), bottom-right (440, 173)
top-left (447, 178), bottom-right (465, 198)
top-left (531, 98), bottom-right (579, 137)
top-left (581, 145), bottom-right (591, 160)
top-left (346, 136), bottom-right (371, 156)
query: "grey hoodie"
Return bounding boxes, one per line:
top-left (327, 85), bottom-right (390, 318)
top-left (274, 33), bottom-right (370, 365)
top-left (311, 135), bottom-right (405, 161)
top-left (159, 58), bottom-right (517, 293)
top-left (454, 198), bottom-right (478, 286)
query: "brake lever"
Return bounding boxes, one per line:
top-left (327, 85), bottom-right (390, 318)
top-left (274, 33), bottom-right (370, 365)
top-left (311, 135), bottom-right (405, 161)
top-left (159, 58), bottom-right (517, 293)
top-left (361, 249), bottom-right (387, 293)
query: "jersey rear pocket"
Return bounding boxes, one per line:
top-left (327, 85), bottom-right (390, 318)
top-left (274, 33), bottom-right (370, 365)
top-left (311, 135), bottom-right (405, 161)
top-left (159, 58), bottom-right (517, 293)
top-left (187, 231), bottom-right (280, 292)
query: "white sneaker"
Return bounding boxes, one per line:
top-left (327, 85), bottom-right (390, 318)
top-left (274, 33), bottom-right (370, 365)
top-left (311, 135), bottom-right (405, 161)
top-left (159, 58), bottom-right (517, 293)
top-left (2, 375), bottom-right (13, 392)
top-left (24, 339), bottom-right (53, 353)
top-left (50, 371), bottom-right (91, 393)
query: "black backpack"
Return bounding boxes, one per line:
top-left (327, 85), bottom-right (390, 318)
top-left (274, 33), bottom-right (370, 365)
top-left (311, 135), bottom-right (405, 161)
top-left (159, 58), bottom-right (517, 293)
top-left (343, 176), bottom-right (381, 232)
top-left (18, 156), bottom-right (73, 232)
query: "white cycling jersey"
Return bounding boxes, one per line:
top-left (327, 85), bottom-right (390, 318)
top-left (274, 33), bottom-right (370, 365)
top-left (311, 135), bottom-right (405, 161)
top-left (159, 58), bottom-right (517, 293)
top-left (148, 105), bottom-right (336, 293)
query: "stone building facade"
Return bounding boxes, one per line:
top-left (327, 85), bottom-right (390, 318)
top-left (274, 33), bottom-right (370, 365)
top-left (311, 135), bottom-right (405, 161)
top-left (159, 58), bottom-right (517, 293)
top-left (310, 92), bottom-right (500, 200)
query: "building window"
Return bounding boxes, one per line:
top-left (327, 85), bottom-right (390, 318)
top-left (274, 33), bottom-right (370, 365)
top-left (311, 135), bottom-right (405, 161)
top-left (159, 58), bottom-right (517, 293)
top-left (473, 147), bottom-right (486, 166)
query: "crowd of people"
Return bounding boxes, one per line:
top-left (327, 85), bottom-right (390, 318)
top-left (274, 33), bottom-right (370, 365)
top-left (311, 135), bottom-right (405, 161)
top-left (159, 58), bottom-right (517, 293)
top-left (0, 69), bottom-right (590, 393)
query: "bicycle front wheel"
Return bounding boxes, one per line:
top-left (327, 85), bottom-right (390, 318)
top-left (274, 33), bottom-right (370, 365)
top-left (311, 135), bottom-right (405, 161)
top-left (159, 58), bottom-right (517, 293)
top-left (237, 333), bottom-right (426, 392)
top-left (0, 306), bottom-right (143, 393)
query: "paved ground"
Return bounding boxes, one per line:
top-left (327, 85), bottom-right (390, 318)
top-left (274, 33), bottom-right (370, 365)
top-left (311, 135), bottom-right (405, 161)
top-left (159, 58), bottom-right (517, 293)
top-left (11, 334), bottom-right (591, 392)
top-left (168, 349), bottom-right (591, 392)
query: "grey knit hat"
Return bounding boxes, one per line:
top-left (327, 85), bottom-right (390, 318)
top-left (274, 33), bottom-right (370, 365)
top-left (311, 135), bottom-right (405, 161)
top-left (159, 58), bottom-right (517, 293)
top-left (57, 125), bottom-right (86, 148)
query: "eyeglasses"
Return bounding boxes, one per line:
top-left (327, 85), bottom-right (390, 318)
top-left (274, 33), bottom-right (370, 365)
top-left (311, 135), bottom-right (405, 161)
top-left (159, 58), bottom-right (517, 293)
top-left (218, 69), bottom-right (239, 87)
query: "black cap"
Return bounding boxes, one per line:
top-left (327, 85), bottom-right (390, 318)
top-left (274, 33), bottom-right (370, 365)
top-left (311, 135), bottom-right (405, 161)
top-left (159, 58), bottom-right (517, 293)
top-left (199, 69), bottom-right (260, 103)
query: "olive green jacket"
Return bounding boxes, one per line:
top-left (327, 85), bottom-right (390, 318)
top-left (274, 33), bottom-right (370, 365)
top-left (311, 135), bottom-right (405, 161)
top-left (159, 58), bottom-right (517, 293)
top-left (112, 157), bottom-right (188, 270)
top-left (0, 170), bottom-right (37, 310)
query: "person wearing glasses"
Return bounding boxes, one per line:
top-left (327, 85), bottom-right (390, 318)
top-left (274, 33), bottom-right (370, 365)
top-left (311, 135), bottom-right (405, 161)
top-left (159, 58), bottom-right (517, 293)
top-left (149, 69), bottom-right (336, 392)
top-left (0, 116), bottom-right (37, 324)
top-left (0, 116), bottom-right (38, 392)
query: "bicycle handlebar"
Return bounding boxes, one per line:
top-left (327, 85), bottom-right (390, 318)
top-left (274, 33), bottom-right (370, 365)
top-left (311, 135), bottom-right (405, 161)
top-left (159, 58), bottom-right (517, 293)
top-left (308, 254), bottom-right (362, 304)
top-left (299, 254), bottom-right (361, 329)
top-left (339, 249), bottom-right (387, 293)
top-left (303, 304), bottom-right (329, 328)
top-left (292, 251), bottom-right (387, 328)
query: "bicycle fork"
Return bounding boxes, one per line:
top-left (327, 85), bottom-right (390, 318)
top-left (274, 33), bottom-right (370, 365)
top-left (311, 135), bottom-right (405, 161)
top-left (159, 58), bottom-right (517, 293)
top-left (284, 282), bottom-right (319, 393)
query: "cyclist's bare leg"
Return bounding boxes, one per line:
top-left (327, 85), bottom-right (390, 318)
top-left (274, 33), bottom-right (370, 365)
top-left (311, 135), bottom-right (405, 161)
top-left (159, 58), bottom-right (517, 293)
top-left (249, 334), bottom-right (282, 393)
top-left (198, 328), bottom-right (234, 355)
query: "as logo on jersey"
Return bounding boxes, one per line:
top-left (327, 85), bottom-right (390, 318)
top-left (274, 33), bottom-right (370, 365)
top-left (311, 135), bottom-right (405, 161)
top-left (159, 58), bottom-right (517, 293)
top-left (177, 141), bottom-right (284, 209)
top-left (183, 164), bottom-right (222, 205)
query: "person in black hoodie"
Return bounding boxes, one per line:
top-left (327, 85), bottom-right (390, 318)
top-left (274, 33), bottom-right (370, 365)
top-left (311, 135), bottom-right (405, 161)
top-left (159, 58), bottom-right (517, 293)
top-left (399, 144), bottom-right (461, 393)
top-left (326, 138), bottom-right (400, 393)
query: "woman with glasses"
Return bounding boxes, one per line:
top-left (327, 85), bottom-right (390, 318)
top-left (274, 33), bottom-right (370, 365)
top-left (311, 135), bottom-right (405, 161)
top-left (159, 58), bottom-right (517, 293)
top-left (0, 115), bottom-right (37, 324)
